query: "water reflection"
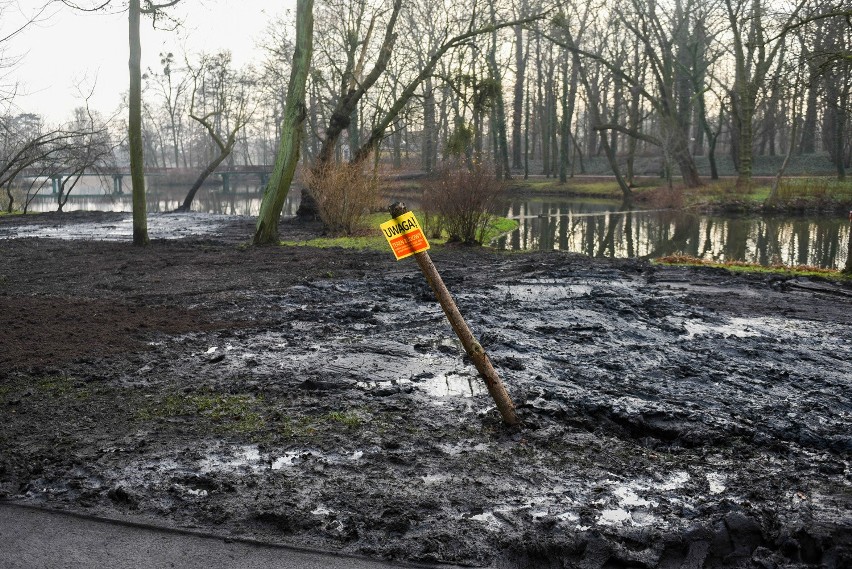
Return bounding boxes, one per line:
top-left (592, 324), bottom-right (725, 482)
top-left (25, 181), bottom-right (849, 270)
top-left (26, 180), bottom-right (300, 218)
top-left (496, 199), bottom-right (850, 270)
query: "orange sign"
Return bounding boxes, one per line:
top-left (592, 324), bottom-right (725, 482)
top-left (380, 211), bottom-right (430, 260)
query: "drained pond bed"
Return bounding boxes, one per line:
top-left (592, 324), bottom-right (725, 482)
top-left (0, 212), bottom-right (850, 568)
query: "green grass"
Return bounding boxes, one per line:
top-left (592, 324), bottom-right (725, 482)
top-left (278, 408), bottom-right (367, 438)
top-left (324, 410), bottom-right (363, 428)
top-left (280, 210), bottom-right (518, 250)
top-left (508, 175), bottom-right (852, 213)
top-left (140, 392), bottom-right (265, 433)
top-left (482, 216), bottom-right (519, 243)
top-left (139, 391), bottom-right (371, 437)
top-left (681, 177), bottom-right (852, 210)
top-left (509, 179), bottom-right (625, 198)
top-left (654, 254), bottom-right (851, 281)
top-left (508, 178), bottom-right (659, 199)
top-left (773, 177), bottom-right (852, 203)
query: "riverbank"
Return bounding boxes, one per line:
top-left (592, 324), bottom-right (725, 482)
top-left (1, 212), bottom-right (850, 567)
top-left (504, 176), bottom-right (852, 216)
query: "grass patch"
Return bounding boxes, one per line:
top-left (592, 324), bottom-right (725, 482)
top-left (324, 410), bottom-right (363, 428)
top-left (509, 179), bottom-right (626, 198)
top-left (278, 409), bottom-right (366, 438)
top-left (141, 392), bottom-right (265, 433)
top-left (280, 211), bottom-right (517, 251)
top-left (654, 254), bottom-right (851, 281)
top-left (685, 177), bottom-right (852, 212)
top-left (772, 178), bottom-right (852, 206)
top-left (683, 180), bottom-right (770, 208)
top-left (139, 391), bottom-right (368, 438)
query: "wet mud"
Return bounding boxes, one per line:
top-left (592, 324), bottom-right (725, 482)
top-left (1, 212), bottom-right (851, 568)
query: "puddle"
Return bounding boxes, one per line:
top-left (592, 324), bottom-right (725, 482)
top-left (495, 281), bottom-right (594, 302)
top-left (198, 445), bottom-right (262, 473)
top-left (658, 471), bottom-right (690, 491)
top-left (599, 508), bottom-right (632, 524)
top-left (437, 442), bottom-right (492, 455)
top-left (420, 372), bottom-right (485, 398)
top-left (198, 445), bottom-right (365, 475)
top-left (682, 317), bottom-right (763, 339)
top-left (271, 452), bottom-right (304, 470)
top-left (0, 213), bottom-right (240, 241)
top-left (707, 472), bottom-right (727, 494)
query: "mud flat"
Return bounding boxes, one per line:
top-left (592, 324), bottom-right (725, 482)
top-left (1, 212), bottom-right (850, 568)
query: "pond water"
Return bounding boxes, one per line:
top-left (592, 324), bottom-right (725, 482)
top-left (24, 180), bottom-right (850, 270)
top-left (26, 179), bottom-right (299, 217)
top-left (495, 198), bottom-right (850, 270)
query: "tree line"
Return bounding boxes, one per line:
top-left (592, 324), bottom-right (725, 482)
top-left (2, 0), bottom-right (849, 244)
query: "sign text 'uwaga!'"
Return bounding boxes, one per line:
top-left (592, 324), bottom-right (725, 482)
top-left (380, 211), bottom-right (430, 260)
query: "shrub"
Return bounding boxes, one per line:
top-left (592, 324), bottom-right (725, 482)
top-left (304, 162), bottom-right (379, 236)
top-left (421, 162), bottom-right (505, 244)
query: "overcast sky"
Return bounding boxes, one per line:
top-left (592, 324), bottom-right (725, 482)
top-left (5, 0), bottom-right (295, 124)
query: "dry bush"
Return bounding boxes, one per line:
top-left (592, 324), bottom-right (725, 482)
top-left (304, 162), bottom-right (379, 235)
top-left (636, 185), bottom-right (685, 209)
top-left (421, 162), bottom-right (505, 244)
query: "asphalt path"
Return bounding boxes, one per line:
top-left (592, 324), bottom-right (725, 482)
top-left (0, 503), bottom-right (447, 569)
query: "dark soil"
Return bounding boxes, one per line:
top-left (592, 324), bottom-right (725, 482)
top-left (1, 211), bottom-right (851, 568)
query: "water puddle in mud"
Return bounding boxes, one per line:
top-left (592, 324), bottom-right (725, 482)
top-left (458, 469), bottom-right (704, 533)
top-left (682, 317), bottom-right (763, 339)
top-left (494, 281), bottom-right (594, 302)
top-left (355, 372), bottom-right (485, 398)
top-left (198, 445), bottom-right (365, 475)
top-left (0, 213), bottom-right (242, 240)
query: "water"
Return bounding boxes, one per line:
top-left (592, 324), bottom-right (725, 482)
top-left (495, 198), bottom-right (850, 270)
top-left (25, 178), bottom-right (300, 217)
top-left (21, 178), bottom-right (850, 270)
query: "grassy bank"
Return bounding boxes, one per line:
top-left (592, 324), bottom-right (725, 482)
top-left (654, 254), bottom-right (852, 282)
top-left (505, 176), bottom-right (852, 215)
top-left (280, 211), bottom-right (519, 251)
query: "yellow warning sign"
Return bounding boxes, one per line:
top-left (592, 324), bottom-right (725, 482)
top-left (380, 211), bottom-right (430, 260)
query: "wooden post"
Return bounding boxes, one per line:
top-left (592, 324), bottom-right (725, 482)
top-left (389, 203), bottom-right (520, 426)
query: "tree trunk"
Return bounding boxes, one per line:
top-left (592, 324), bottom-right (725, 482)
top-left (735, 85), bottom-right (756, 189)
top-left (253, 0), bottom-right (314, 245)
top-left (523, 49), bottom-right (530, 179)
top-left (129, 0), bottom-right (148, 246)
top-left (559, 54), bottom-right (573, 183)
top-left (177, 142), bottom-right (235, 212)
top-left (799, 76), bottom-right (818, 154)
top-left (511, 18), bottom-right (525, 170)
top-left (422, 77), bottom-right (435, 173)
top-left (488, 0), bottom-right (511, 180)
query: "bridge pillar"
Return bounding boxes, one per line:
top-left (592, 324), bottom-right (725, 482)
top-left (113, 174), bottom-right (124, 195)
top-left (259, 172), bottom-right (269, 187)
top-left (222, 172), bottom-right (231, 194)
top-left (51, 176), bottom-right (61, 195)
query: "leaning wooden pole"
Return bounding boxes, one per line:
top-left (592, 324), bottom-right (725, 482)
top-left (389, 203), bottom-right (520, 426)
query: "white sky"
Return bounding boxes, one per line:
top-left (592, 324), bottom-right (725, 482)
top-left (5, 0), bottom-right (296, 124)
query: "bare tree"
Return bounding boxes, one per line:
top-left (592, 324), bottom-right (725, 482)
top-left (55, 105), bottom-right (116, 212)
top-left (724, 0), bottom-right (807, 189)
top-left (145, 51), bottom-right (191, 168)
top-left (253, 0), bottom-right (314, 245)
top-left (62, 0), bottom-right (185, 245)
top-left (176, 51), bottom-right (255, 212)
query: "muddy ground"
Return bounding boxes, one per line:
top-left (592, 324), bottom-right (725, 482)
top-left (1, 211), bottom-right (850, 568)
